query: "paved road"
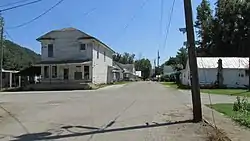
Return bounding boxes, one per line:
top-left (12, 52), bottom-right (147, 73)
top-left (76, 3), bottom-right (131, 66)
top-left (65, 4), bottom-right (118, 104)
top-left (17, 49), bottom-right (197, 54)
top-left (0, 82), bottom-right (213, 141)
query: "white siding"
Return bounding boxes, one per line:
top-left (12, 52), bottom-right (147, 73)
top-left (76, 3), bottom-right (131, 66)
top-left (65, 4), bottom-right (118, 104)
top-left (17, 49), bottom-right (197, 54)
top-left (41, 64), bottom-right (92, 82)
top-left (40, 30), bottom-right (92, 61)
top-left (223, 69), bottom-right (248, 88)
top-left (92, 42), bottom-right (113, 84)
top-left (198, 68), bottom-right (217, 85)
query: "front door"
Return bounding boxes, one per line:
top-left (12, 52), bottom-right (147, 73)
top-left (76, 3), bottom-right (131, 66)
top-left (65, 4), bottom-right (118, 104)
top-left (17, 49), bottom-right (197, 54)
top-left (63, 68), bottom-right (69, 80)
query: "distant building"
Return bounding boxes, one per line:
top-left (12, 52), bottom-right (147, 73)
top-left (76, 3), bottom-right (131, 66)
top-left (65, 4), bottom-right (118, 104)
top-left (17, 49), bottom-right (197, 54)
top-left (163, 65), bottom-right (175, 76)
top-left (180, 57), bottom-right (249, 88)
top-left (136, 71), bottom-right (141, 77)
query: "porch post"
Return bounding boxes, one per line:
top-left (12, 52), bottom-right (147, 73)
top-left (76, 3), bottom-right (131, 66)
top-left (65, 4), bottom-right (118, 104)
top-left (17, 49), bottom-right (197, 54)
top-left (9, 72), bottom-right (12, 88)
top-left (82, 65), bottom-right (84, 80)
top-left (19, 76), bottom-right (21, 87)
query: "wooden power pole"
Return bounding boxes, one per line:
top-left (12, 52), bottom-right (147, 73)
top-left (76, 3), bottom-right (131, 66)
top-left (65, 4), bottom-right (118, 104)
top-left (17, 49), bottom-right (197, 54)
top-left (0, 16), bottom-right (3, 90)
top-left (183, 0), bottom-right (202, 122)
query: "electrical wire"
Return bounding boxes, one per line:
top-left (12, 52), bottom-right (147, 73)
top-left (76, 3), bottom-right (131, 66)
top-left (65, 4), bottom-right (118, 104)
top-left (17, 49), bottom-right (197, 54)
top-left (162, 0), bottom-right (176, 51)
top-left (0, 0), bottom-right (31, 8)
top-left (4, 30), bottom-right (14, 41)
top-left (123, 0), bottom-right (149, 32)
top-left (159, 0), bottom-right (164, 37)
top-left (6, 0), bottom-right (65, 29)
top-left (200, 58), bottom-right (217, 127)
top-left (116, 0), bottom-right (150, 42)
top-left (0, 0), bottom-right (43, 13)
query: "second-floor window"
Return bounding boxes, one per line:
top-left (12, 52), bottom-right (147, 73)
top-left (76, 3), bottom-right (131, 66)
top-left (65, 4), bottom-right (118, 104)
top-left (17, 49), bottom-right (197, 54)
top-left (48, 44), bottom-right (54, 57)
top-left (80, 44), bottom-right (86, 51)
top-left (97, 45), bottom-right (99, 59)
top-left (104, 51), bottom-right (106, 62)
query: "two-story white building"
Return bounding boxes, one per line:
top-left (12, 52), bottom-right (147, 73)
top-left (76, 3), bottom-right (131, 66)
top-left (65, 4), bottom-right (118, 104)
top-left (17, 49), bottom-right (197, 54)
top-left (36, 27), bottom-right (115, 84)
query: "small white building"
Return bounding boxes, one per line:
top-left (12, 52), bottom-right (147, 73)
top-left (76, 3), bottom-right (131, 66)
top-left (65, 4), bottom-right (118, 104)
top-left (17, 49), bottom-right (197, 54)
top-left (180, 57), bottom-right (249, 88)
top-left (136, 71), bottom-right (141, 77)
top-left (36, 27), bottom-right (115, 84)
top-left (163, 65), bottom-right (174, 76)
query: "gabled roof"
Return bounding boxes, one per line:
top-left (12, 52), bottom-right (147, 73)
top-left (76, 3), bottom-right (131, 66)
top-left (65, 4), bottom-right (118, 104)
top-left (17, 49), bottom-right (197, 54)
top-left (113, 62), bottom-right (135, 74)
top-left (36, 27), bottom-right (115, 53)
top-left (196, 57), bottom-right (249, 69)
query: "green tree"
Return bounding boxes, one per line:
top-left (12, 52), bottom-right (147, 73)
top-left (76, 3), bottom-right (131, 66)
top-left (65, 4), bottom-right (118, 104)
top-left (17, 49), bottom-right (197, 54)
top-left (134, 58), bottom-right (152, 79)
top-left (175, 47), bottom-right (188, 69)
top-left (195, 0), bottom-right (213, 50)
top-left (163, 47), bottom-right (188, 71)
top-left (113, 52), bottom-right (135, 64)
top-left (164, 57), bottom-right (177, 66)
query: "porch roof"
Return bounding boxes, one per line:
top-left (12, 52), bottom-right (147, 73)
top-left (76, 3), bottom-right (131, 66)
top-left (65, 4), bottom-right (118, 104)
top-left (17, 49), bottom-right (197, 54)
top-left (17, 66), bottom-right (41, 76)
top-left (36, 59), bottom-right (91, 65)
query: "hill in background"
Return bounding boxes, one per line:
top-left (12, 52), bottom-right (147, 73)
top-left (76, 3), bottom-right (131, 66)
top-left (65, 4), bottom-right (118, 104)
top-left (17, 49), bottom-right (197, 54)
top-left (2, 40), bottom-right (40, 71)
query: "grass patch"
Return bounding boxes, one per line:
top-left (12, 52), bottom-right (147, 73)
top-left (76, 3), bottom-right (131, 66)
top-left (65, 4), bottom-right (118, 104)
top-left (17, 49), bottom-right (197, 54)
top-left (161, 82), bottom-right (178, 88)
top-left (208, 103), bottom-right (250, 128)
top-left (201, 89), bottom-right (250, 97)
top-left (208, 104), bottom-right (235, 117)
top-left (113, 81), bottom-right (130, 85)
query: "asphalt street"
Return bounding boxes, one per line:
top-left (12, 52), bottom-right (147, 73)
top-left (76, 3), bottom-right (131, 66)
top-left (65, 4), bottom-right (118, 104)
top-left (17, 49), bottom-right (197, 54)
top-left (0, 82), bottom-right (214, 141)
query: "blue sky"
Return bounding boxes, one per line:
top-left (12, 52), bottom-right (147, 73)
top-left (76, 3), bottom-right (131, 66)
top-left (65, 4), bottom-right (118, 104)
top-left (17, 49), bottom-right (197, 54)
top-left (1, 0), bottom-right (216, 64)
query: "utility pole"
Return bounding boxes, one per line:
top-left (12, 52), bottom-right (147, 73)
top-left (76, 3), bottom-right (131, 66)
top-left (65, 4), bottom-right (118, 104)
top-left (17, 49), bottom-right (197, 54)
top-left (248, 56), bottom-right (250, 91)
top-left (157, 50), bottom-right (160, 68)
top-left (183, 0), bottom-right (202, 122)
top-left (0, 15), bottom-right (3, 90)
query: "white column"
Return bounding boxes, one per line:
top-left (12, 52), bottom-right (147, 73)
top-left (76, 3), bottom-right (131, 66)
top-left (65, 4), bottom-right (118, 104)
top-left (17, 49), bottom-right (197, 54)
top-left (19, 76), bottom-right (21, 87)
top-left (82, 65), bottom-right (84, 80)
top-left (9, 72), bottom-right (12, 88)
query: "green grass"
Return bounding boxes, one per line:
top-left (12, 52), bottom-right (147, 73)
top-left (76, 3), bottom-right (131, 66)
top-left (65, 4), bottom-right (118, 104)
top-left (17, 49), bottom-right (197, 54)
top-left (208, 103), bottom-right (250, 128)
top-left (161, 82), bottom-right (178, 88)
top-left (208, 103), bottom-right (235, 117)
top-left (201, 89), bottom-right (250, 97)
top-left (113, 81), bottom-right (130, 85)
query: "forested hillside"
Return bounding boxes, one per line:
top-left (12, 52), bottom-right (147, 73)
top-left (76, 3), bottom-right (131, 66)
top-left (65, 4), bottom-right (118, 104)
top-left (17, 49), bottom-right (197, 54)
top-left (2, 40), bottom-right (40, 71)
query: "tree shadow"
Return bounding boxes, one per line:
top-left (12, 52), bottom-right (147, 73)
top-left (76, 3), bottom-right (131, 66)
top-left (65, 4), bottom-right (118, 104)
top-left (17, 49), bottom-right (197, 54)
top-left (10, 119), bottom-right (193, 141)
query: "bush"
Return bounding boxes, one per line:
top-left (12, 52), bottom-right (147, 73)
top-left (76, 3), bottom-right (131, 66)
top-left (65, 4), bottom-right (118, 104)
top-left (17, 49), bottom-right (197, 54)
top-left (232, 96), bottom-right (250, 127)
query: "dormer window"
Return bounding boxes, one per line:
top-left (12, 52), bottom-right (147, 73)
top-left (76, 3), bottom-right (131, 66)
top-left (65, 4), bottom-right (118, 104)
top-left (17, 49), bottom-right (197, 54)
top-left (80, 44), bottom-right (86, 51)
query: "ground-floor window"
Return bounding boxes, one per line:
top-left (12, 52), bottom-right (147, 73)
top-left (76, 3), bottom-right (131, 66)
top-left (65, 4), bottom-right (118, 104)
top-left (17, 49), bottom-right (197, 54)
top-left (52, 66), bottom-right (57, 78)
top-left (74, 66), bottom-right (82, 80)
top-left (44, 66), bottom-right (49, 78)
top-left (84, 66), bottom-right (90, 80)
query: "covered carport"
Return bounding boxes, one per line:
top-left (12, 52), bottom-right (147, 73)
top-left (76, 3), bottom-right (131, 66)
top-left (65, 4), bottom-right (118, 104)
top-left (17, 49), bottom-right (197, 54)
top-left (17, 66), bottom-right (41, 86)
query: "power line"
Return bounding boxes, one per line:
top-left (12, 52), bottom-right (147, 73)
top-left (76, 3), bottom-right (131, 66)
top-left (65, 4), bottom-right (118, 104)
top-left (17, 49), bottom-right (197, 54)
top-left (159, 0), bottom-right (164, 36)
top-left (4, 30), bottom-right (14, 41)
top-left (162, 0), bottom-right (176, 51)
top-left (7, 0), bottom-right (65, 29)
top-left (0, 0), bottom-right (31, 8)
top-left (119, 0), bottom-right (150, 38)
top-left (0, 0), bottom-right (43, 13)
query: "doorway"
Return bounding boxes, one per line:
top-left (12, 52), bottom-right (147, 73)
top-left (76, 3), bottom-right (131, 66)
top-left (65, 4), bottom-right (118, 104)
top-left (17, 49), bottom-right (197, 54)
top-left (63, 68), bottom-right (69, 80)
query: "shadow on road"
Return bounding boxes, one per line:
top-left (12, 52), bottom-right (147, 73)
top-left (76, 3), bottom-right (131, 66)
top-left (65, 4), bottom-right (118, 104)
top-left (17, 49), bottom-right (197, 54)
top-left (10, 119), bottom-right (193, 141)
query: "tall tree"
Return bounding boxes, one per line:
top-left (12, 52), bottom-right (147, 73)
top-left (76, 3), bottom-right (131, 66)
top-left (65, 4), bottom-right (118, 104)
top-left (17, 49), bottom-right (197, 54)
top-left (175, 47), bottom-right (188, 69)
top-left (195, 0), bottom-right (213, 50)
top-left (113, 52), bottom-right (135, 64)
top-left (163, 47), bottom-right (188, 71)
top-left (134, 58), bottom-right (152, 79)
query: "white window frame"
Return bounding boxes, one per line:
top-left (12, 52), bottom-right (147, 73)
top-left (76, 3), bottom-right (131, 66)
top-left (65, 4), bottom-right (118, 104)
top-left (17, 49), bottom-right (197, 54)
top-left (104, 51), bottom-right (106, 62)
top-left (80, 44), bottom-right (86, 51)
top-left (97, 45), bottom-right (100, 59)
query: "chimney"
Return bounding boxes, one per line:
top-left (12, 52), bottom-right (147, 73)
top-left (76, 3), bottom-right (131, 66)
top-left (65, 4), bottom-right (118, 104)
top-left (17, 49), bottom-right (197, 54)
top-left (217, 59), bottom-right (223, 87)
